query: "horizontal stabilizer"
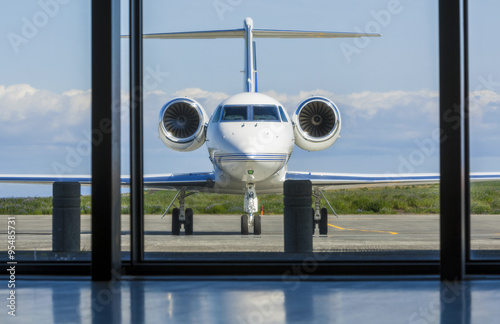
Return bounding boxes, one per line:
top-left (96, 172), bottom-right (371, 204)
top-left (138, 29), bottom-right (246, 39)
top-left (122, 29), bottom-right (380, 40)
top-left (253, 29), bottom-right (380, 38)
top-left (120, 18), bottom-right (381, 93)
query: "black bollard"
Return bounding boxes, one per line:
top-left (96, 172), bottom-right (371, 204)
top-left (52, 182), bottom-right (81, 252)
top-left (284, 180), bottom-right (313, 253)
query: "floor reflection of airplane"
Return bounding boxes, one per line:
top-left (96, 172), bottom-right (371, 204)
top-left (2, 18), bottom-right (500, 236)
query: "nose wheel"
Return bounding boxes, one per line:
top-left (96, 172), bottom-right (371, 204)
top-left (241, 214), bottom-right (261, 235)
top-left (241, 214), bottom-right (249, 235)
top-left (241, 184), bottom-right (261, 235)
top-left (254, 214), bottom-right (262, 235)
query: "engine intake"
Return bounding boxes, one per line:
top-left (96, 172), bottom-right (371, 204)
top-left (292, 96), bottom-right (341, 151)
top-left (159, 98), bottom-right (208, 151)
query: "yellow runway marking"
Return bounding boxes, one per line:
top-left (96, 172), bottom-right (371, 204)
top-left (328, 223), bottom-right (398, 235)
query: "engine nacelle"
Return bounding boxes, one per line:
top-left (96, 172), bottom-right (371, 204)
top-left (158, 98), bottom-right (208, 151)
top-left (292, 96), bottom-right (342, 151)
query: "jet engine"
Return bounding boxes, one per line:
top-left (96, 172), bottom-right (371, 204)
top-left (158, 98), bottom-right (208, 151)
top-left (292, 96), bottom-right (342, 151)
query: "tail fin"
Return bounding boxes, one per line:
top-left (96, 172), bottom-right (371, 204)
top-left (253, 41), bottom-right (258, 93)
top-left (135, 18), bottom-right (380, 93)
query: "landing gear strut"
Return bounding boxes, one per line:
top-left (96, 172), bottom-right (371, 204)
top-left (312, 187), bottom-right (329, 235)
top-left (241, 184), bottom-right (261, 235)
top-left (163, 190), bottom-right (195, 235)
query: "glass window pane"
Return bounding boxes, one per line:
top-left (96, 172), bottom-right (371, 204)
top-left (0, 1), bottom-right (92, 262)
top-left (253, 106), bottom-right (280, 121)
top-left (222, 106), bottom-right (248, 121)
top-left (468, 1), bottom-right (500, 260)
top-left (212, 106), bottom-right (223, 123)
top-left (279, 106), bottom-right (289, 122)
top-left (141, 1), bottom-right (439, 262)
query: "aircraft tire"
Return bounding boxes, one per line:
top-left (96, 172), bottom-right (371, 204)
top-left (185, 208), bottom-right (193, 235)
top-left (254, 215), bottom-right (261, 235)
top-left (319, 207), bottom-right (328, 235)
top-left (172, 208), bottom-right (181, 236)
top-left (241, 214), bottom-right (249, 235)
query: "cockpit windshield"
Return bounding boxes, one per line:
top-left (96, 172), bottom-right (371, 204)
top-left (220, 105), bottom-right (284, 122)
top-left (221, 106), bottom-right (248, 121)
top-left (253, 106), bottom-right (280, 121)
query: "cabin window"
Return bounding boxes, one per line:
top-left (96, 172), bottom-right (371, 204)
top-left (221, 106), bottom-right (248, 121)
top-left (252, 106), bottom-right (280, 121)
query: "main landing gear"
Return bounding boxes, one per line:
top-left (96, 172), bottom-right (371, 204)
top-left (163, 190), bottom-right (196, 235)
top-left (241, 184), bottom-right (261, 235)
top-left (312, 207), bottom-right (328, 235)
top-left (312, 187), bottom-right (338, 235)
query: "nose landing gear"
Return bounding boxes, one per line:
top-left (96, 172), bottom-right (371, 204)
top-left (241, 184), bottom-right (261, 235)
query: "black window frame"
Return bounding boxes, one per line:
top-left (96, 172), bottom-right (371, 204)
top-left (6, 0), bottom-right (500, 279)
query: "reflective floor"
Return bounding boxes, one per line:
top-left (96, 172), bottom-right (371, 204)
top-left (1, 277), bottom-right (500, 323)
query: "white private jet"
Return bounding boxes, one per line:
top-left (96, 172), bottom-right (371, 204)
top-left (2, 18), bottom-right (500, 236)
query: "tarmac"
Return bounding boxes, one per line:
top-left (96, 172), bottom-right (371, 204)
top-left (1, 214), bottom-right (499, 261)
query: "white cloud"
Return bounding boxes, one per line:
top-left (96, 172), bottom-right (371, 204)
top-left (0, 84), bottom-right (91, 123)
top-left (469, 89), bottom-right (500, 127)
top-left (262, 88), bottom-right (441, 120)
top-left (172, 88), bottom-right (230, 114)
top-left (0, 84), bottom-right (499, 195)
top-left (1, 83), bottom-right (498, 160)
top-left (0, 84), bottom-right (92, 145)
top-left (262, 89), bottom-right (334, 114)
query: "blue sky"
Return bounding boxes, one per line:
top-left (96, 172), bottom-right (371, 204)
top-left (1, 0), bottom-right (499, 197)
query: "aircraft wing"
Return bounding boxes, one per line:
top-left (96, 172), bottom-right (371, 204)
top-left (285, 171), bottom-right (500, 190)
top-left (0, 172), bottom-right (216, 191)
top-left (2, 171), bottom-right (499, 192)
top-left (140, 172), bottom-right (215, 191)
top-left (0, 175), bottom-right (92, 185)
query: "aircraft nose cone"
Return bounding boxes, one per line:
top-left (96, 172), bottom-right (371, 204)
top-left (213, 125), bottom-right (291, 182)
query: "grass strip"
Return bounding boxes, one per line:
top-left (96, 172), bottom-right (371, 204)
top-left (1, 182), bottom-right (499, 215)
